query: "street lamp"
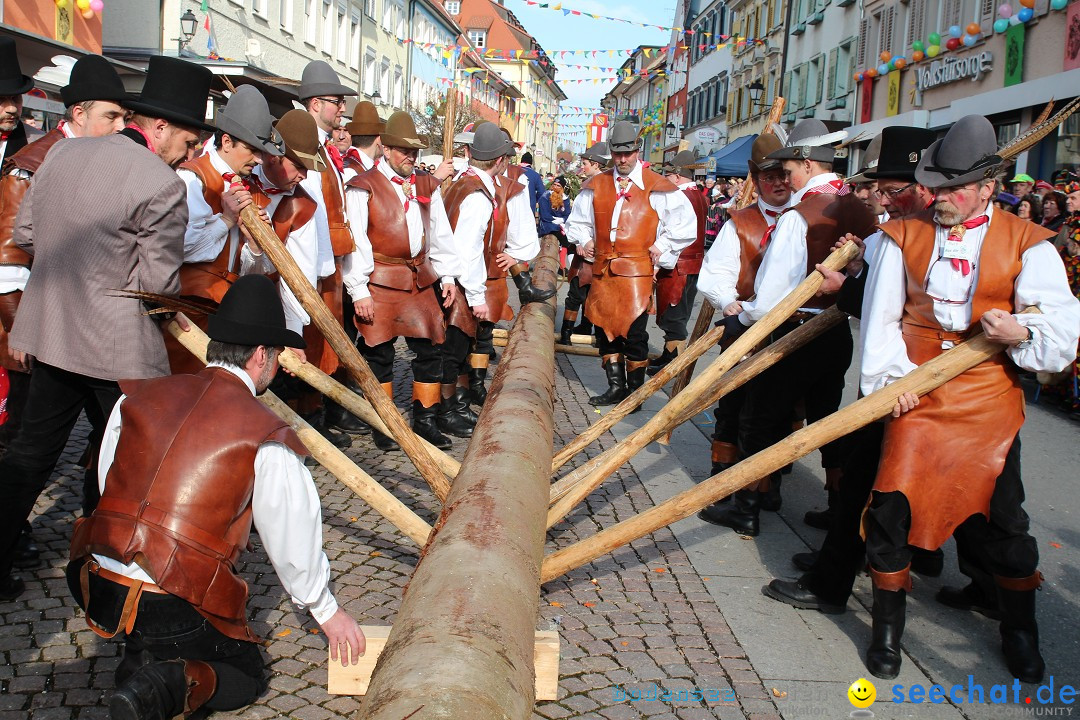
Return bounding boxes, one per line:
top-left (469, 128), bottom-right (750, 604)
top-left (179, 10), bottom-right (198, 55)
top-left (748, 79), bottom-right (767, 110)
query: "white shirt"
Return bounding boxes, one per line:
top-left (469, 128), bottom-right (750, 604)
top-left (860, 202), bottom-right (1080, 395)
top-left (565, 162), bottom-right (697, 269)
top-left (239, 166), bottom-right (334, 334)
top-left (340, 159), bottom-right (458, 301)
top-left (299, 126), bottom-right (349, 268)
top-left (93, 362), bottom-right (339, 625)
top-left (699, 197), bottom-right (788, 312)
top-left (341, 147), bottom-right (376, 184)
top-left (177, 148), bottom-right (242, 269)
top-left (451, 169), bottom-right (541, 306)
top-left (738, 173), bottom-right (843, 325)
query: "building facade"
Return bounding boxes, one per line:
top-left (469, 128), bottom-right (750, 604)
top-left (683, 0), bottom-right (731, 161)
top-left (775, 0), bottom-right (857, 130)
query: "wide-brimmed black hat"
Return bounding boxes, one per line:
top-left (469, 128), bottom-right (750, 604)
top-left (0, 37), bottom-right (34, 96)
top-left (866, 127), bottom-right (937, 182)
top-left (126, 56), bottom-right (215, 132)
top-left (915, 115), bottom-right (1001, 189)
top-left (208, 275), bottom-right (305, 348)
top-left (216, 85), bottom-right (283, 156)
top-left (469, 122), bottom-right (513, 161)
top-left (581, 141), bottom-right (611, 165)
top-left (297, 60), bottom-right (357, 101)
top-left (60, 54), bottom-right (129, 106)
top-left (609, 121), bottom-right (641, 152)
top-left (768, 119), bottom-right (847, 163)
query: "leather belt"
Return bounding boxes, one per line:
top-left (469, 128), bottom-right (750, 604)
top-left (80, 559), bottom-right (167, 640)
top-left (901, 321), bottom-right (969, 343)
top-left (373, 251), bottom-right (427, 268)
top-left (594, 251), bottom-right (651, 262)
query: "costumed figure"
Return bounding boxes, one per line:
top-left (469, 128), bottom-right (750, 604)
top-left (560, 141), bottom-right (610, 344)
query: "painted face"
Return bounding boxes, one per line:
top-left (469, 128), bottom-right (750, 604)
top-left (876, 179), bottom-right (923, 218)
top-left (384, 145), bottom-right (418, 177)
top-left (755, 168), bottom-right (791, 207)
top-left (934, 180), bottom-right (994, 226)
top-left (781, 159), bottom-right (814, 192)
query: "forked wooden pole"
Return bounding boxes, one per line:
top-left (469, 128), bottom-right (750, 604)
top-left (238, 206), bottom-right (450, 503)
top-left (166, 316), bottom-right (433, 547)
top-left (545, 242), bottom-right (857, 528)
top-left (540, 314), bottom-right (1034, 582)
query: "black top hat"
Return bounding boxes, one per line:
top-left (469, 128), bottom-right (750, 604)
top-left (216, 85), bottom-right (283, 156)
top-left (297, 60), bottom-right (357, 101)
top-left (469, 122), bottom-right (513, 161)
top-left (61, 54), bottom-right (129, 106)
top-left (0, 37), bottom-right (34, 96)
top-left (208, 275), bottom-right (306, 349)
top-left (609, 121), bottom-right (640, 152)
top-left (915, 115), bottom-right (1000, 189)
top-left (125, 56), bottom-right (215, 132)
top-left (865, 127), bottom-right (937, 182)
top-left (768, 119), bottom-right (847, 163)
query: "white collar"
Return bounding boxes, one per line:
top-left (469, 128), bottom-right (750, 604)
top-left (791, 172), bottom-right (841, 204)
top-left (206, 361), bottom-right (257, 396)
top-left (938, 201), bottom-right (995, 229)
top-left (378, 158), bottom-right (410, 182)
top-left (60, 121), bottom-right (78, 139)
top-left (676, 179), bottom-right (696, 190)
top-left (317, 126), bottom-right (329, 144)
top-left (614, 162), bottom-right (644, 191)
top-left (207, 148), bottom-right (236, 177)
top-left (468, 166), bottom-right (497, 195)
top-left (252, 165), bottom-right (294, 196)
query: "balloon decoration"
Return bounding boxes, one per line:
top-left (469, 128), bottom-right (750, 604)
top-left (994, 18), bottom-right (1009, 32)
top-left (880, 51), bottom-right (892, 62)
top-left (57, 0), bottom-right (103, 16)
top-left (948, 25), bottom-right (963, 38)
top-left (894, 57), bottom-right (907, 70)
top-left (1051, 0), bottom-right (1067, 9)
top-left (927, 44), bottom-right (941, 57)
top-left (1017, 7), bottom-right (1033, 21)
top-left (928, 32), bottom-right (942, 45)
top-left (912, 40), bottom-right (925, 52)
top-left (912, 50), bottom-right (925, 62)
top-left (878, 63), bottom-right (890, 75)
top-left (1018, 0), bottom-right (1034, 7)
top-left (998, 3), bottom-right (1012, 16)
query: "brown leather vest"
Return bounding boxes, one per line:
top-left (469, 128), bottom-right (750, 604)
top-left (793, 193), bottom-right (877, 309)
top-left (70, 367), bottom-right (308, 642)
top-left (729, 205), bottom-right (771, 301)
top-left (505, 164), bottom-right (525, 184)
top-left (269, 186), bottom-right (319, 246)
top-left (677, 186), bottom-right (707, 274)
top-left (320, 145), bottom-right (354, 255)
top-left (0, 128), bottom-right (66, 269)
top-left (177, 154), bottom-right (232, 302)
top-left (443, 172), bottom-right (512, 278)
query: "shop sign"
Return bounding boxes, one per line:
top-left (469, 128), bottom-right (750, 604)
top-left (915, 52), bottom-right (993, 92)
top-left (695, 127), bottom-right (721, 144)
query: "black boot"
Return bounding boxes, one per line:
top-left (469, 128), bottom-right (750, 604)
top-left (911, 547), bottom-right (944, 577)
top-left (998, 579), bottom-right (1045, 683)
top-left (804, 489), bottom-right (839, 530)
top-left (456, 387), bottom-right (479, 424)
top-left (372, 429), bottom-right (399, 452)
top-left (510, 263), bottom-right (556, 304)
top-left (866, 574), bottom-right (908, 680)
top-left (468, 367), bottom-right (488, 406)
top-left (559, 323), bottom-right (574, 345)
top-left (935, 582), bottom-right (1002, 620)
top-left (709, 441), bottom-right (737, 503)
top-left (300, 409), bottom-right (352, 449)
top-left (759, 473), bottom-right (782, 512)
top-left (646, 345), bottom-right (678, 376)
top-left (589, 356), bottom-right (627, 406)
top-left (325, 397), bottom-right (372, 435)
top-left (13, 523), bottom-right (41, 570)
top-left (698, 489), bottom-right (760, 536)
top-left (110, 659), bottom-right (216, 720)
top-left (574, 318), bottom-right (593, 336)
top-left (412, 400), bottom-right (452, 450)
top-left (437, 390), bottom-right (476, 438)
top-left (625, 361), bottom-right (647, 413)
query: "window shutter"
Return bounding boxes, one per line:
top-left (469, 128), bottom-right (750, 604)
top-left (857, 18), bottom-right (869, 68)
top-left (799, 65), bottom-right (809, 107)
top-left (884, 5), bottom-right (895, 55)
top-left (815, 56), bottom-right (824, 104)
top-left (907, 0), bottom-right (924, 47)
top-left (827, 48), bottom-right (838, 99)
top-left (979, 0), bottom-right (995, 33)
top-left (944, 0), bottom-right (960, 25)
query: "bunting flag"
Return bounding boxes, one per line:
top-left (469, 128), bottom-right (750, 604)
top-left (518, 0), bottom-right (684, 32)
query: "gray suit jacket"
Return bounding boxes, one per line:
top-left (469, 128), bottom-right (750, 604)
top-left (10, 134), bottom-right (186, 380)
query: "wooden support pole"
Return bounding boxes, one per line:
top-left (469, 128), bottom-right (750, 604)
top-left (166, 317), bottom-right (433, 547)
top-left (541, 319), bottom-right (1026, 582)
top-left (494, 327), bottom-right (596, 347)
top-left (238, 206), bottom-right (450, 503)
top-left (440, 89), bottom-right (457, 195)
top-left (547, 307), bottom-right (844, 507)
top-left (359, 239), bottom-right (559, 720)
top-left (494, 335), bottom-right (600, 356)
top-left (657, 302), bottom-right (715, 447)
top-left (545, 242), bottom-right (857, 527)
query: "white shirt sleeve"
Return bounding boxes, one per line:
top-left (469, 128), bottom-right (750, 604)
top-left (1006, 241), bottom-right (1080, 373)
top-left (505, 188), bottom-right (541, 263)
top-left (178, 168), bottom-right (232, 263)
top-left (566, 188), bottom-right (595, 252)
top-left (313, 201), bottom-right (335, 278)
top-left (650, 189), bottom-right (697, 269)
top-left (0, 168), bottom-right (32, 292)
top-left (252, 442), bottom-right (339, 625)
top-left (739, 211), bottom-right (809, 325)
top-left (698, 218), bottom-right (742, 311)
top-left (454, 191), bottom-right (493, 306)
top-left (859, 234), bottom-right (918, 395)
top-left (426, 188), bottom-right (460, 284)
top-left (341, 188), bottom-right (374, 301)
top-left (96, 396), bottom-right (125, 494)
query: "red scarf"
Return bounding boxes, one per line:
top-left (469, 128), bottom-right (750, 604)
top-left (943, 215), bottom-right (989, 276)
top-left (391, 174), bottom-right (430, 212)
top-left (325, 140), bottom-right (344, 173)
top-left (125, 123), bottom-right (155, 153)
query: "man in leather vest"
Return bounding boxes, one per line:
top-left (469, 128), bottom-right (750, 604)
top-left (703, 119), bottom-right (877, 537)
top-left (649, 150), bottom-right (709, 375)
top-left (68, 275), bottom-right (364, 720)
top-left (440, 123), bottom-right (546, 432)
top-left (566, 121), bottom-right (697, 406)
top-left (342, 111), bottom-right (461, 451)
top-left (560, 141), bottom-right (611, 344)
top-left (697, 133), bottom-right (790, 486)
top-left (342, 100), bottom-right (384, 183)
top-left (859, 115), bottom-right (1080, 682)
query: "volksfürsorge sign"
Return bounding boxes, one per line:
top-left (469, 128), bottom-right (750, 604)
top-left (916, 51), bottom-right (993, 92)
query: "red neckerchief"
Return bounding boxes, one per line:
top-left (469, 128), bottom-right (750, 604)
top-left (221, 172), bottom-right (252, 191)
top-left (943, 215), bottom-right (989, 276)
top-left (0, 131), bottom-right (8, 141)
top-left (125, 123), bottom-right (155, 152)
top-left (616, 175), bottom-right (631, 201)
top-left (391, 174), bottom-right (429, 212)
top-left (758, 206), bottom-right (786, 249)
top-left (325, 140), bottom-right (344, 173)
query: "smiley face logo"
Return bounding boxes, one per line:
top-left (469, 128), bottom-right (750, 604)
top-left (848, 678), bottom-right (876, 708)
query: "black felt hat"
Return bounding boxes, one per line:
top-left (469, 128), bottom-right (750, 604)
top-left (125, 56), bottom-right (216, 132)
top-left (0, 37), bottom-right (34, 96)
top-left (208, 275), bottom-right (306, 348)
top-left (60, 54), bottom-right (129, 106)
top-left (866, 127), bottom-right (937, 181)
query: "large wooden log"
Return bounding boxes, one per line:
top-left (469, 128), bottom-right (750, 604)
top-left (545, 242), bottom-right (857, 527)
top-left (359, 239), bottom-right (559, 720)
top-left (166, 317), bottom-right (433, 547)
top-left (540, 316), bottom-right (1030, 582)
top-left (238, 206), bottom-right (450, 503)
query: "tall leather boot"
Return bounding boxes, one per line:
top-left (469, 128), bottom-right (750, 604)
top-left (438, 386), bottom-right (476, 438)
top-left (509, 262), bottom-right (556, 304)
top-left (412, 382), bottom-right (451, 450)
top-left (625, 359), bottom-right (648, 413)
top-left (468, 353), bottom-right (489, 406)
top-left (574, 316), bottom-right (593, 337)
top-left (804, 489), bottom-right (840, 530)
top-left (996, 573), bottom-right (1045, 683)
top-left (698, 488), bottom-right (760, 536)
top-left (110, 659), bottom-right (217, 720)
top-left (866, 567), bottom-right (911, 680)
top-left (455, 377), bottom-right (479, 425)
top-left (647, 341), bottom-right (681, 376)
top-left (759, 472), bottom-right (782, 512)
top-left (371, 381), bottom-right (399, 452)
top-left (589, 354), bottom-right (627, 406)
top-left (560, 309), bottom-right (578, 345)
top-left (325, 374), bottom-right (371, 435)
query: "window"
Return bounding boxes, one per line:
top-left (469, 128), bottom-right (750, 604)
top-left (350, 13), bottom-right (360, 68)
top-left (445, 0), bottom-right (460, 13)
top-left (365, 0), bottom-right (376, 18)
top-left (336, 4), bottom-right (348, 62)
top-left (305, 0), bottom-right (318, 44)
top-left (363, 50), bottom-right (377, 94)
top-left (830, 37), bottom-right (855, 99)
top-left (468, 29), bottom-right (486, 46)
top-left (322, 0), bottom-right (334, 53)
top-left (716, 77), bottom-right (728, 116)
top-left (380, 59), bottom-right (390, 99)
top-left (393, 66), bottom-right (403, 108)
top-left (253, 0), bottom-right (267, 17)
top-left (280, 0), bottom-right (294, 31)
top-left (395, 0), bottom-right (404, 36)
top-left (382, 0), bottom-right (393, 31)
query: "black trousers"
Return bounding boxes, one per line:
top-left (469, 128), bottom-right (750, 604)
top-left (738, 318), bottom-right (852, 469)
top-left (360, 336), bottom-right (441, 385)
top-left (0, 362), bottom-right (121, 579)
top-left (594, 312), bottom-right (650, 363)
top-left (713, 385), bottom-right (747, 446)
top-left (656, 274), bottom-right (699, 343)
top-left (565, 277), bottom-right (590, 314)
top-left (439, 326), bottom-right (473, 384)
top-left (473, 320), bottom-right (495, 358)
top-left (66, 560), bottom-right (266, 712)
top-left (0, 366), bottom-right (30, 447)
top-left (865, 436), bottom-right (1038, 579)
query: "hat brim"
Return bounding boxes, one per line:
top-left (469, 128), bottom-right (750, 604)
top-left (298, 83), bottom-right (358, 100)
top-left (863, 168), bottom-right (916, 181)
top-left (749, 158), bottom-right (782, 174)
top-left (382, 134), bottom-right (426, 150)
top-left (767, 146), bottom-right (835, 162)
top-left (913, 138), bottom-right (1000, 189)
top-left (216, 115), bottom-right (284, 157)
top-left (0, 76), bottom-right (34, 96)
top-left (60, 86), bottom-right (131, 106)
top-left (609, 142), bottom-right (639, 152)
top-left (207, 315), bottom-right (306, 349)
top-left (125, 99), bottom-right (216, 133)
top-left (284, 146), bottom-right (323, 172)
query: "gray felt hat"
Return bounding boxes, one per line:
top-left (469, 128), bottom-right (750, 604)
top-left (216, 86), bottom-right (283, 157)
top-left (581, 141), bottom-right (611, 164)
top-left (767, 119), bottom-right (847, 163)
top-left (297, 60), bottom-right (357, 101)
top-left (608, 121), bottom-right (641, 152)
top-left (469, 122), bottom-right (513, 161)
top-left (915, 115), bottom-right (1001, 189)
top-left (671, 149), bottom-right (697, 179)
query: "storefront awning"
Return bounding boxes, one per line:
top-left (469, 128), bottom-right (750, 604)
top-left (704, 134), bottom-right (756, 177)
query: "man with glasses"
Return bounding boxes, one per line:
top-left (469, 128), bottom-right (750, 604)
top-left (697, 133), bottom-right (791, 514)
top-left (858, 115), bottom-right (1080, 682)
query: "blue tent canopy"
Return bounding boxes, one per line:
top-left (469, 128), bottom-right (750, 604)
top-left (703, 134), bottom-right (757, 177)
